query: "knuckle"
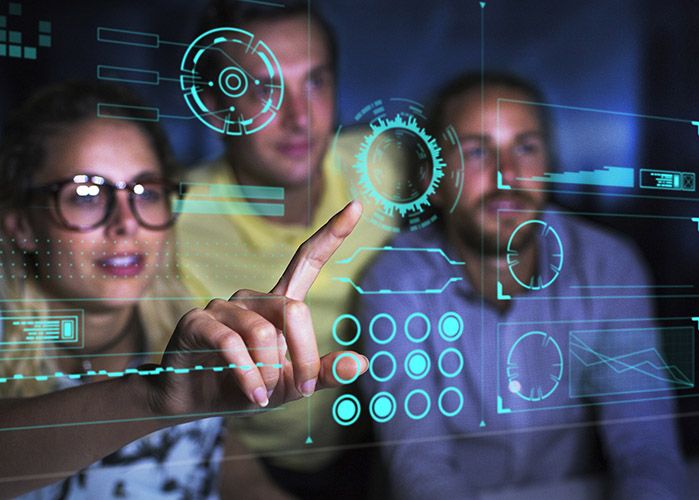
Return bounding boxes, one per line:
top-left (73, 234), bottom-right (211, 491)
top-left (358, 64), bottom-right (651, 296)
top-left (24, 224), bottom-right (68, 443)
top-left (252, 321), bottom-right (277, 343)
top-left (296, 358), bottom-right (321, 374)
top-left (205, 298), bottom-right (227, 311)
top-left (285, 300), bottom-right (309, 320)
top-left (230, 288), bottom-right (253, 300)
top-left (178, 308), bottom-right (205, 329)
top-left (238, 366), bottom-right (261, 383)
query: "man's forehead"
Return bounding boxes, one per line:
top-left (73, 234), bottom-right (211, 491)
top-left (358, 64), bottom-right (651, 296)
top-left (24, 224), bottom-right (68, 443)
top-left (224, 16), bottom-right (330, 76)
top-left (250, 17), bottom-right (328, 57)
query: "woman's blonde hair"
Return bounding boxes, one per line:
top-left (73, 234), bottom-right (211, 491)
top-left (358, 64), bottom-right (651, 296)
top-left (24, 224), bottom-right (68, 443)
top-left (0, 81), bottom-right (192, 398)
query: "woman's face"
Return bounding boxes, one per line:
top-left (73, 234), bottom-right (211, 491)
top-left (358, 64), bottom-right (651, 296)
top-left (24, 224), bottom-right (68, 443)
top-left (12, 119), bottom-right (172, 310)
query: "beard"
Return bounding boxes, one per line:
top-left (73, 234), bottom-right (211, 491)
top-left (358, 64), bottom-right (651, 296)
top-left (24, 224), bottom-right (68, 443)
top-left (451, 191), bottom-right (544, 257)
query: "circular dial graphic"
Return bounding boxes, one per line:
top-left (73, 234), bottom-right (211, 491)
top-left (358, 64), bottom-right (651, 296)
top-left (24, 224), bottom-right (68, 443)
top-left (334, 98), bottom-right (464, 233)
top-left (354, 114), bottom-right (445, 218)
top-left (506, 220), bottom-right (563, 290)
top-left (180, 28), bottom-right (283, 135)
top-left (506, 330), bottom-right (563, 402)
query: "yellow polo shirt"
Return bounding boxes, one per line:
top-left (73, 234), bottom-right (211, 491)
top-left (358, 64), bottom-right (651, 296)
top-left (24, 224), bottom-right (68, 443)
top-left (176, 130), bottom-right (390, 471)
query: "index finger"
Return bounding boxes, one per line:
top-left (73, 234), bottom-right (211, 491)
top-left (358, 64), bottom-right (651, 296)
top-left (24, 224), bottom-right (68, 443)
top-left (271, 200), bottom-right (362, 301)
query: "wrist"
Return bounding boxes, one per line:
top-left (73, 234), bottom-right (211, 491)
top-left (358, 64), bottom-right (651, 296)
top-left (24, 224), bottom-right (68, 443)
top-left (124, 365), bottom-right (168, 418)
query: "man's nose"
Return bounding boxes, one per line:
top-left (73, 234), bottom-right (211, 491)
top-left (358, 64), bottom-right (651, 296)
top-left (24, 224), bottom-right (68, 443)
top-left (498, 149), bottom-right (523, 186)
top-left (280, 88), bottom-right (309, 130)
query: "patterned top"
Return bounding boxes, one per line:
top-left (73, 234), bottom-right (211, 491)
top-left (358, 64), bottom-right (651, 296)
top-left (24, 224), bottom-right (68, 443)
top-left (7, 344), bottom-right (225, 499)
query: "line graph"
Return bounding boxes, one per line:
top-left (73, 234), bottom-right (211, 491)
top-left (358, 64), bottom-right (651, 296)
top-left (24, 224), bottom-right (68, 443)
top-left (569, 327), bottom-right (694, 398)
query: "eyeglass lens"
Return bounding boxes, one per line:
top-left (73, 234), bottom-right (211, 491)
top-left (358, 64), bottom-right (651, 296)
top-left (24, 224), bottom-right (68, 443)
top-left (56, 181), bottom-right (175, 230)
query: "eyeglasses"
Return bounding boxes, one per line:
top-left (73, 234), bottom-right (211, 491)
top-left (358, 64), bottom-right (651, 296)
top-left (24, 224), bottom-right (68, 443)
top-left (28, 174), bottom-right (186, 232)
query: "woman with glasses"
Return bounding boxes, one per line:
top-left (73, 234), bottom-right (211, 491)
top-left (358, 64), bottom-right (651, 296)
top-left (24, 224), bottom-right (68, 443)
top-left (0, 81), bottom-right (366, 498)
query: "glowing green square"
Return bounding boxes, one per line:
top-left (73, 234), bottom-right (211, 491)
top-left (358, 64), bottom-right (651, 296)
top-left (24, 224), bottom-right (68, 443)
top-left (0, 30), bottom-right (6, 42)
top-left (9, 3), bottom-right (21, 16)
top-left (0, 16), bottom-right (6, 28)
top-left (38, 34), bottom-right (51, 47)
top-left (9, 30), bottom-right (21, 43)
top-left (39, 20), bottom-right (51, 33)
top-left (23, 46), bottom-right (36, 59)
top-left (0, 44), bottom-right (6, 57)
top-left (9, 44), bottom-right (21, 58)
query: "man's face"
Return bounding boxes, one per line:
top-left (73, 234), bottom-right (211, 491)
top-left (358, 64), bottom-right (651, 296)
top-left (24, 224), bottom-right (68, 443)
top-left (218, 15), bottom-right (335, 187)
top-left (438, 86), bottom-right (549, 255)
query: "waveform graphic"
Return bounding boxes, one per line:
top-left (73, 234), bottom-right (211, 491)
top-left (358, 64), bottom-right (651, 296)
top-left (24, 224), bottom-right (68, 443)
top-left (516, 165), bottom-right (634, 188)
top-left (569, 328), bottom-right (694, 398)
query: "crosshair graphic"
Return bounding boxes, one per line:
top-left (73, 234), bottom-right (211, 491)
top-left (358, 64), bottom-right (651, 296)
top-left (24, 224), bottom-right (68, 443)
top-left (506, 330), bottom-right (563, 402)
top-left (506, 220), bottom-right (563, 290)
top-left (180, 27), bottom-right (283, 135)
top-left (334, 98), bottom-right (464, 232)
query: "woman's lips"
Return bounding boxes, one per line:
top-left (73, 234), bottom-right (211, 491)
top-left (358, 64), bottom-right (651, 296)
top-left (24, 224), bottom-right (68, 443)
top-left (95, 254), bottom-right (145, 277)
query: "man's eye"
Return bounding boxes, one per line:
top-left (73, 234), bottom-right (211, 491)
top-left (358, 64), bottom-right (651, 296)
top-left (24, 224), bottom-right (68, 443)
top-left (515, 141), bottom-right (542, 155)
top-left (307, 74), bottom-right (327, 92)
top-left (464, 146), bottom-right (486, 160)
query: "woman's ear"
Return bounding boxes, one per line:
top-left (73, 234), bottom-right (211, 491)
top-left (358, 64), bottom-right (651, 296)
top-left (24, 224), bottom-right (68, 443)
top-left (1, 211), bottom-right (37, 252)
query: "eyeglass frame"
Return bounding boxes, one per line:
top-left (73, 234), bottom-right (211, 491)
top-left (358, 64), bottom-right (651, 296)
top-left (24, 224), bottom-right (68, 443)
top-left (26, 173), bottom-right (187, 232)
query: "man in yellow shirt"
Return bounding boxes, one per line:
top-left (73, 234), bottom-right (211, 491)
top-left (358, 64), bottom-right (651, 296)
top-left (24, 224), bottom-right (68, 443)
top-left (176, 1), bottom-right (389, 497)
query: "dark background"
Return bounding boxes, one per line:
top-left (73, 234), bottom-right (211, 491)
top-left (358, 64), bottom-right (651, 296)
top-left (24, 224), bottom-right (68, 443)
top-left (2, 0), bottom-right (699, 454)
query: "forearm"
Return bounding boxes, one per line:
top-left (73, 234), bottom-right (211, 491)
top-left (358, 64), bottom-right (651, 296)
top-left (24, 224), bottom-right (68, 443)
top-left (0, 375), bottom-right (180, 497)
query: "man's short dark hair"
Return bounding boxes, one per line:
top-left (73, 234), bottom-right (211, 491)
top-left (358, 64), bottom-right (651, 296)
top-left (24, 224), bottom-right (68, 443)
top-left (427, 72), bottom-right (555, 161)
top-left (199, 0), bottom-right (337, 75)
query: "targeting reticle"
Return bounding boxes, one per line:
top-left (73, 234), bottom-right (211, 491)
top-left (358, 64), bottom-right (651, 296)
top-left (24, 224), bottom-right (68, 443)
top-left (506, 330), bottom-right (563, 402)
top-left (180, 28), bottom-right (283, 135)
top-left (507, 220), bottom-right (563, 290)
top-left (335, 98), bottom-right (464, 232)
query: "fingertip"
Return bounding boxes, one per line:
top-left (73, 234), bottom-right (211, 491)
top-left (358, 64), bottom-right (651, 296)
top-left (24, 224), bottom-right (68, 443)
top-left (348, 199), bottom-right (363, 215)
top-left (360, 354), bottom-right (369, 373)
top-left (253, 386), bottom-right (269, 407)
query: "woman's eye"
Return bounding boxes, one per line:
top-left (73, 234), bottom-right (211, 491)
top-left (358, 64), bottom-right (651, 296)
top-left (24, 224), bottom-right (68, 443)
top-left (68, 191), bottom-right (101, 206)
top-left (137, 188), bottom-right (163, 203)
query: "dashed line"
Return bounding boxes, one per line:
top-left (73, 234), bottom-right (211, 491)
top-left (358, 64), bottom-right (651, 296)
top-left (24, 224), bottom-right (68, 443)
top-left (0, 362), bottom-right (284, 384)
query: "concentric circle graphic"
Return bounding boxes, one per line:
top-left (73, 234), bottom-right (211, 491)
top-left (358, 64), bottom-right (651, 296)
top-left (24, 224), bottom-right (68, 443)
top-left (369, 392), bottom-right (397, 423)
top-left (404, 349), bottom-right (431, 380)
top-left (332, 394), bottom-right (361, 426)
top-left (180, 28), bottom-right (283, 135)
top-left (333, 98), bottom-right (465, 232)
top-left (438, 311), bottom-right (464, 342)
top-left (354, 114), bottom-right (445, 218)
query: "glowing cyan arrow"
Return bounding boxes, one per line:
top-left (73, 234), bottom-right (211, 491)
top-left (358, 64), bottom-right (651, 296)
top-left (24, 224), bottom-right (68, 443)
top-left (693, 121), bottom-right (699, 136)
